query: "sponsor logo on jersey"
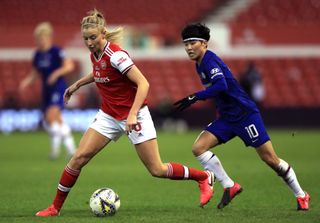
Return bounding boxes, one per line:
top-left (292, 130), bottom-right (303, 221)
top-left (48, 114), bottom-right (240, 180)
top-left (95, 65), bottom-right (100, 71)
top-left (94, 77), bottom-right (110, 83)
top-left (39, 56), bottom-right (51, 68)
top-left (117, 57), bottom-right (127, 66)
top-left (210, 68), bottom-right (220, 74)
top-left (210, 67), bottom-right (223, 79)
top-left (94, 71), bottom-right (109, 83)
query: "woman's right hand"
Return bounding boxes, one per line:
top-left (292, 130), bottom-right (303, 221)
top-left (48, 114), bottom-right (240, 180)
top-left (63, 83), bottom-right (79, 104)
top-left (19, 80), bottom-right (28, 92)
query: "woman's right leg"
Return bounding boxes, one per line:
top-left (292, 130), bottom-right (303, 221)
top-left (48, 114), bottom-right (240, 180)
top-left (134, 138), bottom-right (214, 207)
top-left (44, 106), bottom-right (63, 160)
top-left (35, 128), bottom-right (111, 216)
top-left (193, 130), bottom-right (242, 209)
top-left (193, 131), bottom-right (234, 187)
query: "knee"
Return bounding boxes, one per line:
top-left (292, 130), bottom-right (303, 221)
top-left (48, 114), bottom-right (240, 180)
top-left (60, 123), bottom-right (71, 136)
top-left (69, 150), bottom-right (92, 169)
top-left (192, 143), bottom-right (208, 157)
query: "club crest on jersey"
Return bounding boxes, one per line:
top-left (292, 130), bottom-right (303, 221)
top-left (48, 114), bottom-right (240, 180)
top-left (101, 60), bottom-right (107, 70)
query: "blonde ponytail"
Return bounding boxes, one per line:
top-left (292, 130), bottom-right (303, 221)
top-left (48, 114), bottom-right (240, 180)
top-left (81, 9), bottom-right (123, 44)
top-left (105, 27), bottom-right (123, 44)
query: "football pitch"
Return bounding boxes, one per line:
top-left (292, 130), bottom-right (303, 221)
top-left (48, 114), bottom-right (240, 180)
top-left (0, 129), bottom-right (319, 223)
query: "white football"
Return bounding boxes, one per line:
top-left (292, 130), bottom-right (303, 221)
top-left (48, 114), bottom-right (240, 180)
top-left (89, 188), bottom-right (120, 217)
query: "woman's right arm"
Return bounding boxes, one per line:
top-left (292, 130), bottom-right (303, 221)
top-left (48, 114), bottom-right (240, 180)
top-left (19, 68), bottom-right (39, 91)
top-left (64, 72), bottom-right (94, 104)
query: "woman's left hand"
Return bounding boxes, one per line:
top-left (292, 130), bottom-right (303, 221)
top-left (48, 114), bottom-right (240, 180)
top-left (125, 113), bottom-right (138, 134)
top-left (47, 72), bottom-right (59, 85)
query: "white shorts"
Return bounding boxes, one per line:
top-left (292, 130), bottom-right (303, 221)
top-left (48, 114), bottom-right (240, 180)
top-left (89, 106), bottom-right (157, 144)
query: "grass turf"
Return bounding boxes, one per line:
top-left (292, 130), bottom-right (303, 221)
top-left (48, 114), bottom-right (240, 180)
top-left (0, 129), bottom-right (319, 223)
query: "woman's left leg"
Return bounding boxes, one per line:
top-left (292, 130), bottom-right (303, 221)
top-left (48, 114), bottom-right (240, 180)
top-left (256, 141), bottom-right (309, 210)
top-left (45, 106), bottom-right (76, 159)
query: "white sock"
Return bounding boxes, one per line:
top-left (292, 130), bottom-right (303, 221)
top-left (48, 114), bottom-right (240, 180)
top-left (48, 122), bottom-right (62, 158)
top-left (60, 123), bottom-right (76, 156)
top-left (277, 159), bottom-right (305, 197)
top-left (197, 151), bottom-right (234, 188)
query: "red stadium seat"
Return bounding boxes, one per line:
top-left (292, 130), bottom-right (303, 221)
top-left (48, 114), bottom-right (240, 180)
top-left (1, 57), bottom-right (319, 109)
top-left (0, 0), bottom-right (224, 47)
top-left (229, 0), bottom-right (320, 45)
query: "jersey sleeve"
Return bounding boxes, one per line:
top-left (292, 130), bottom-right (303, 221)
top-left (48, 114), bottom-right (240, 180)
top-left (58, 49), bottom-right (66, 60)
top-left (195, 59), bottom-right (228, 100)
top-left (110, 51), bottom-right (134, 74)
top-left (205, 60), bottom-right (224, 82)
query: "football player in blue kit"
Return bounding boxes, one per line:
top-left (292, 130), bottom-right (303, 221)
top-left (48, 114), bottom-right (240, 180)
top-left (19, 22), bottom-right (76, 160)
top-left (174, 23), bottom-right (309, 211)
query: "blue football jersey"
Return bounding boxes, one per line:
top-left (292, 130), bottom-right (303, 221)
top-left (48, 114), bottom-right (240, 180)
top-left (32, 45), bottom-right (67, 110)
top-left (195, 50), bottom-right (259, 122)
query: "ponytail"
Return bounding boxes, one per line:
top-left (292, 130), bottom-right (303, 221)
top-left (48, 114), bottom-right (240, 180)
top-left (81, 9), bottom-right (123, 44)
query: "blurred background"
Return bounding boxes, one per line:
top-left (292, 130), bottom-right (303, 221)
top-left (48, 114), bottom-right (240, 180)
top-left (1, 0), bottom-right (320, 133)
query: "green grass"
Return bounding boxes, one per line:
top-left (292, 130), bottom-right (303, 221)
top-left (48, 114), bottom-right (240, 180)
top-left (0, 129), bottom-right (319, 223)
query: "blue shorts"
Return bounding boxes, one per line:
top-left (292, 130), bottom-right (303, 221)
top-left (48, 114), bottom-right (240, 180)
top-left (205, 112), bottom-right (270, 148)
top-left (43, 90), bottom-right (65, 111)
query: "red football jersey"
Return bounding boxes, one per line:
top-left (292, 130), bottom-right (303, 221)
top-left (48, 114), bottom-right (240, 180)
top-left (90, 42), bottom-right (146, 120)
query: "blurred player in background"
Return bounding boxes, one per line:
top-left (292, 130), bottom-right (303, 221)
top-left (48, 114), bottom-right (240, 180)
top-left (19, 22), bottom-right (76, 160)
top-left (239, 61), bottom-right (265, 109)
top-left (35, 9), bottom-right (214, 217)
top-left (174, 23), bottom-right (309, 211)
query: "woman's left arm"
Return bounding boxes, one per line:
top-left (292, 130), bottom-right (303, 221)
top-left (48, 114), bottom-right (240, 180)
top-left (125, 65), bottom-right (150, 132)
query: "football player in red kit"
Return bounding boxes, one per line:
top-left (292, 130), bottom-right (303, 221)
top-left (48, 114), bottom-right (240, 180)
top-left (35, 9), bottom-right (214, 217)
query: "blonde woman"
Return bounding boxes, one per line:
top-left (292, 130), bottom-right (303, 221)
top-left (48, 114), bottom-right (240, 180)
top-left (19, 22), bottom-right (76, 160)
top-left (35, 10), bottom-right (214, 217)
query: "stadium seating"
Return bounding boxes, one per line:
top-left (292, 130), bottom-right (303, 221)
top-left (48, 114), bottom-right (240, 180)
top-left (229, 0), bottom-right (320, 44)
top-left (0, 60), bottom-right (81, 109)
top-left (0, 61), bottom-right (40, 108)
top-left (225, 57), bottom-right (320, 107)
top-left (1, 57), bottom-right (319, 109)
top-left (0, 0), bottom-right (223, 47)
top-left (1, 0), bottom-right (319, 111)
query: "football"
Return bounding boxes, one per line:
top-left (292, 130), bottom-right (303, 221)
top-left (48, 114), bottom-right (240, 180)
top-left (89, 188), bottom-right (120, 217)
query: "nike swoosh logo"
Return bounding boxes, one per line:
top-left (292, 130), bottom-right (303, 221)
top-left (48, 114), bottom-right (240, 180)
top-left (207, 171), bottom-right (214, 187)
top-left (252, 139), bottom-right (258, 143)
top-left (188, 96), bottom-right (195, 100)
